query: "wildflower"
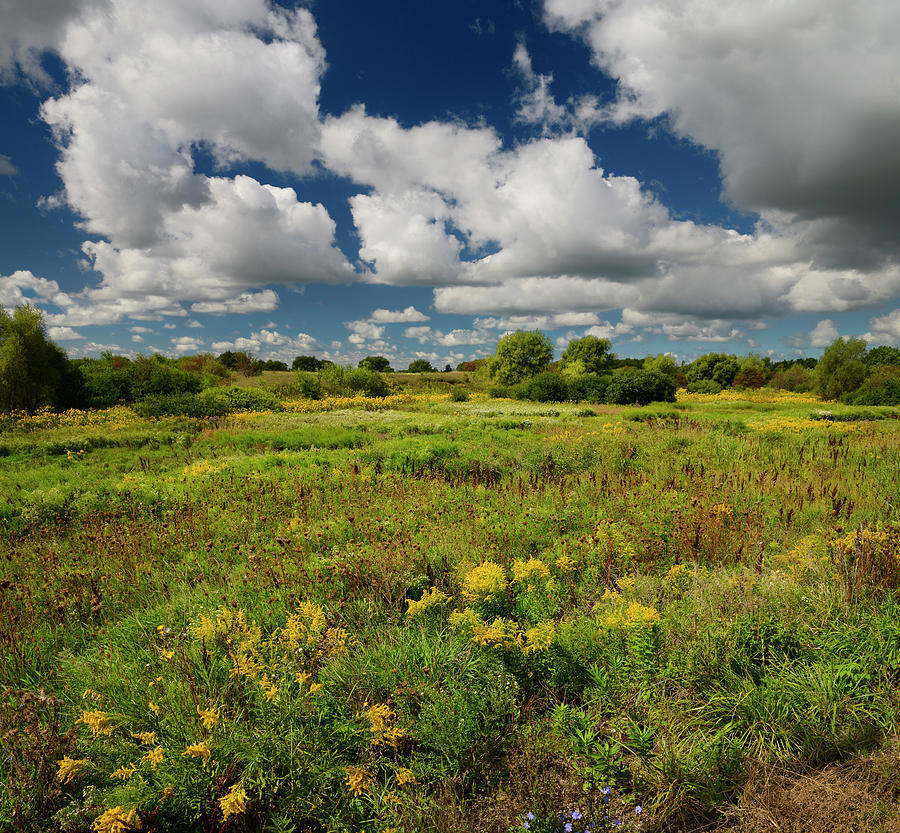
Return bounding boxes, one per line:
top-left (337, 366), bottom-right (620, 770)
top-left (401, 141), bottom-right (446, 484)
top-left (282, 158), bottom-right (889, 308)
top-left (196, 704), bottom-right (219, 729)
top-left (555, 555), bottom-right (577, 574)
top-left (448, 606), bottom-right (483, 635)
top-left (130, 731), bottom-right (156, 745)
top-left (527, 813), bottom-right (535, 821)
top-left (571, 810), bottom-right (582, 820)
top-left (395, 767), bottom-right (416, 786)
top-left (143, 747), bottom-right (164, 767)
top-left (462, 562), bottom-right (507, 603)
top-left (259, 675), bottom-right (279, 702)
top-left (362, 702), bottom-right (405, 748)
top-left (525, 621), bottom-right (556, 653)
top-left (78, 710), bottom-right (114, 736)
top-left (635, 805), bottom-right (643, 815)
top-left (160, 784), bottom-right (175, 799)
top-left (148, 701), bottom-right (160, 715)
top-left (345, 764), bottom-right (374, 796)
top-left (219, 784), bottom-right (248, 821)
top-left (406, 587), bottom-right (450, 617)
top-left (565, 823), bottom-right (573, 832)
top-left (512, 557), bottom-right (550, 585)
top-left (182, 741), bottom-right (210, 763)
top-left (111, 763), bottom-right (136, 780)
top-left (82, 688), bottom-right (102, 701)
top-left (93, 806), bottom-right (142, 832)
top-left (57, 756), bottom-right (90, 784)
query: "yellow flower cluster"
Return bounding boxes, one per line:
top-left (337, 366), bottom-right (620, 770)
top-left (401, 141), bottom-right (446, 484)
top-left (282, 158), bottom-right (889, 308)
top-left (280, 600), bottom-right (327, 651)
top-left (470, 617), bottom-right (521, 648)
top-left (110, 763), bottom-right (137, 780)
top-left (143, 746), bottom-right (165, 767)
top-left (594, 521), bottom-right (637, 562)
top-left (181, 459), bottom-right (229, 479)
top-left (345, 764), bottom-right (375, 796)
top-left (57, 756), bottom-right (90, 784)
top-left (78, 710), bottom-right (114, 736)
top-left (3, 405), bottom-right (142, 432)
top-left (512, 557), bottom-right (550, 585)
top-left (196, 704), bottom-right (220, 729)
top-left (182, 741), bottom-right (211, 763)
top-left (749, 417), bottom-right (858, 433)
top-left (93, 806), bottom-right (142, 833)
top-left (219, 784), bottom-right (248, 821)
top-left (676, 389), bottom-right (821, 404)
top-left (775, 534), bottom-right (829, 580)
top-left (602, 602), bottom-right (661, 628)
top-left (361, 702), bottom-right (405, 748)
top-left (462, 561), bottom-right (507, 604)
top-left (130, 731), bottom-right (156, 745)
top-left (524, 621), bottom-right (556, 654)
top-left (406, 587), bottom-right (450, 617)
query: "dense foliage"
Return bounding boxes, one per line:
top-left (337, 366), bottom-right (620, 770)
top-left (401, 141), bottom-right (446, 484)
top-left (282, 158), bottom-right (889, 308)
top-left (490, 330), bottom-right (554, 385)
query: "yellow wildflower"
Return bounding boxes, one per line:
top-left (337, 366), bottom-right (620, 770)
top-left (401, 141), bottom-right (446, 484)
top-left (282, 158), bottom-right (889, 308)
top-left (462, 561), bottom-right (507, 603)
top-left (182, 741), bottom-right (211, 764)
top-left (160, 784), bottom-right (175, 800)
top-left (259, 675), bottom-right (279, 702)
top-left (406, 587), bottom-right (450, 617)
top-left (524, 621), bottom-right (556, 653)
top-left (345, 764), bottom-right (374, 796)
top-left (219, 784), bottom-right (248, 821)
top-left (554, 555), bottom-right (577, 574)
top-left (196, 704), bottom-right (219, 729)
top-left (395, 767), bottom-right (416, 786)
top-left (361, 702), bottom-right (405, 748)
top-left (93, 806), bottom-right (142, 833)
top-left (130, 731), bottom-right (156, 745)
top-left (448, 606), bottom-right (484, 635)
top-left (148, 701), bottom-right (160, 715)
top-left (512, 558), bottom-right (550, 585)
top-left (82, 689), bottom-right (102, 701)
top-left (664, 563), bottom-right (688, 582)
top-left (143, 747), bottom-right (164, 767)
top-left (309, 683), bottom-right (323, 695)
top-left (57, 756), bottom-right (90, 784)
top-left (78, 710), bottom-right (114, 736)
top-left (624, 602), bottom-right (660, 626)
top-left (616, 574), bottom-right (636, 592)
top-left (110, 763), bottom-right (136, 780)
top-left (470, 617), bottom-right (521, 648)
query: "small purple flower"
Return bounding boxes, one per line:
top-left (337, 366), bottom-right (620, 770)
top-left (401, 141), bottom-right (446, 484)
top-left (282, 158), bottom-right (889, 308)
top-left (571, 810), bottom-right (582, 820)
top-left (600, 785), bottom-right (611, 795)
top-left (565, 824), bottom-right (573, 833)
top-left (523, 823), bottom-right (529, 830)
top-left (527, 813), bottom-right (535, 821)
top-left (635, 805), bottom-right (643, 815)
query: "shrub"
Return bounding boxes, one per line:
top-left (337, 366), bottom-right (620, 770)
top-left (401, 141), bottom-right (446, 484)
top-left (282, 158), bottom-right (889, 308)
top-left (841, 366), bottom-right (900, 406)
top-left (516, 372), bottom-right (570, 403)
top-left (296, 374), bottom-right (322, 400)
top-left (131, 357), bottom-right (202, 399)
top-left (449, 388), bottom-right (469, 402)
top-left (318, 365), bottom-right (389, 397)
top-left (197, 386), bottom-right (282, 412)
top-left (605, 370), bottom-right (676, 406)
top-left (686, 379), bottom-right (723, 394)
top-left (686, 353), bottom-right (740, 388)
top-left (567, 374), bottom-right (612, 403)
top-left (132, 393), bottom-right (229, 418)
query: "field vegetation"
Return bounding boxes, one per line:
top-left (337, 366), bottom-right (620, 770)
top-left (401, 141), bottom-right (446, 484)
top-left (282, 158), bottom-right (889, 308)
top-left (2, 385), bottom-right (899, 832)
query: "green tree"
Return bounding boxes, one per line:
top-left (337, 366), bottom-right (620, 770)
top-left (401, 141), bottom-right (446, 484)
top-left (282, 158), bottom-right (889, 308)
top-left (358, 355), bottom-right (393, 373)
top-left (489, 330), bottom-right (553, 385)
top-left (605, 369), bottom-right (676, 405)
top-left (0, 303), bottom-right (71, 412)
top-left (642, 353), bottom-right (679, 380)
top-left (814, 337), bottom-right (868, 400)
top-left (865, 345), bottom-right (900, 367)
top-left (560, 335), bottom-right (613, 375)
top-left (686, 353), bottom-right (740, 388)
top-left (407, 359), bottom-right (436, 373)
top-left (292, 355), bottom-right (323, 371)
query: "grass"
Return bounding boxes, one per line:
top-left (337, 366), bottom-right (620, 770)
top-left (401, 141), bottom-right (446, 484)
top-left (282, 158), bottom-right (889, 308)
top-left (1, 390), bottom-right (899, 832)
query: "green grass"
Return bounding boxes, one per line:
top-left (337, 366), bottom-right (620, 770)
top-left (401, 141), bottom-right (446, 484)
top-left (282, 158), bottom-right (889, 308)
top-left (1, 394), bottom-right (899, 832)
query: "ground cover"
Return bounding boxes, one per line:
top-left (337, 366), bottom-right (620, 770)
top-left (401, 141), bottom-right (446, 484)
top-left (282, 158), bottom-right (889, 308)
top-left (1, 392), bottom-right (899, 832)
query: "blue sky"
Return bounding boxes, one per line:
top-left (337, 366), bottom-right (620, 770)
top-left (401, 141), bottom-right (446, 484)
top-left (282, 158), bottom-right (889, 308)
top-left (2, 0), bottom-right (900, 368)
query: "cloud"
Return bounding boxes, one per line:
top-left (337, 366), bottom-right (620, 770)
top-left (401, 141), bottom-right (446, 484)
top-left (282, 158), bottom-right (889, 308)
top-left (809, 319), bottom-right (841, 348)
top-left (47, 325), bottom-right (83, 340)
top-left (368, 306), bottom-right (430, 324)
top-left (402, 325), bottom-right (492, 347)
top-left (864, 309), bottom-right (900, 347)
top-left (0, 154), bottom-right (17, 176)
top-left (0, 270), bottom-right (64, 307)
top-left (345, 319), bottom-right (385, 345)
top-left (171, 335), bottom-right (204, 354)
top-left (543, 0), bottom-right (900, 271)
top-left (29, 0), bottom-right (352, 323)
top-left (190, 290), bottom-right (280, 315)
top-left (210, 328), bottom-right (319, 358)
top-left (474, 312), bottom-right (601, 330)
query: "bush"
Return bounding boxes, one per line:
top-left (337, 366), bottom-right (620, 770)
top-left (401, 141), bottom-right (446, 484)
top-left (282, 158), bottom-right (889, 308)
top-left (295, 374), bottom-right (322, 400)
top-left (686, 379), bottom-right (723, 394)
top-left (318, 365), bottom-right (389, 398)
top-left (132, 393), bottom-right (229, 419)
top-left (77, 362), bottom-right (134, 408)
top-left (131, 357), bottom-right (202, 399)
top-left (516, 372), bottom-right (569, 403)
top-left (605, 369), bottom-right (676, 406)
top-left (449, 388), bottom-right (469, 402)
top-left (686, 353), bottom-right (740, 388)
top-left (841, 367), bottom-right (900, 405)
top-left (567, 373), bottom-right (612, 403)
top-left (196, 386), bottom-right (282, 412)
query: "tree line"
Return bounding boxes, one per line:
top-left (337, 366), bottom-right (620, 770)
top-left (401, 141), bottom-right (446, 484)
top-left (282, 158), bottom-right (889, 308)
top-left (2, 303), bottom-right (899, 413)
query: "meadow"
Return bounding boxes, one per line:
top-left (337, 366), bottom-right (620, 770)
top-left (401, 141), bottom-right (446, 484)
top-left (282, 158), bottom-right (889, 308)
top-left (1, 389), bottom-right (899, 832)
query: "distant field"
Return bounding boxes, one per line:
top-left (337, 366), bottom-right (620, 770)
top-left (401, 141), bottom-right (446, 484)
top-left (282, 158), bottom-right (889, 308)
top-left (2, 391), bottom-right (899, 832)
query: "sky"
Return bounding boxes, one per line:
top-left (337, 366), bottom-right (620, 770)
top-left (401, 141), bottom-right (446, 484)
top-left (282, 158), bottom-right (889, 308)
top-left (2, 0), bottom-right (900, 369)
